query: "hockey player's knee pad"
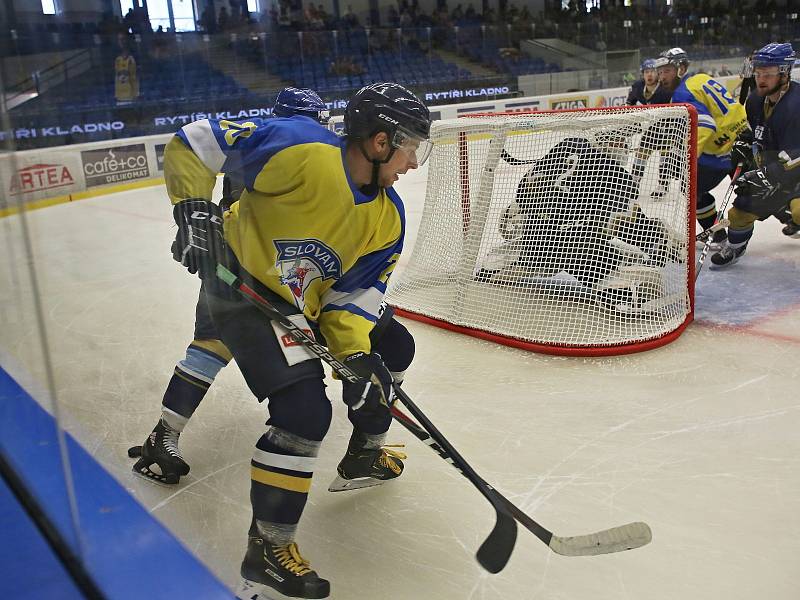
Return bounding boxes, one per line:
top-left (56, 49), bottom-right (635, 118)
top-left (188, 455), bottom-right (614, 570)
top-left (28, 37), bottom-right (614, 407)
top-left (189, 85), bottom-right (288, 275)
top-left (373, 318), bottom-right (415, 374)
top-left (180, 343), bottom-right (230, 381)
top-left (790, 197), bottom-right (800, 223)
top-left (267, 378), bottom-right (332, 442)
top-left (728, 206), bottom-right (759, 229)
top-left (260, 426), bottom-right (321, 458)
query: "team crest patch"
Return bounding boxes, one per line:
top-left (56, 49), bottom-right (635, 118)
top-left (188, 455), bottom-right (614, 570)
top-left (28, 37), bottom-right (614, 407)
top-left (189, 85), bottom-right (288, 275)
top-left (274, 238), bottom-right (342, 309)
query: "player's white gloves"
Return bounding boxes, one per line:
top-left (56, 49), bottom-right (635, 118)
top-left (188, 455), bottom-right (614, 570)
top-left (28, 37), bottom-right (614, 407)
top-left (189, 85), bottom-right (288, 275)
top-left (341, 352), bottom-right (393, 413)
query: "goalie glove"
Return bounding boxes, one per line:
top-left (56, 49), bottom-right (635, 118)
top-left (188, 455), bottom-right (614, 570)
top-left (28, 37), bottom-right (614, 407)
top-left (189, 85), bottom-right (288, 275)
top-left (341, 352), bottom-right (393, 414)
top-left (735, 167), bottom-right (780, 201)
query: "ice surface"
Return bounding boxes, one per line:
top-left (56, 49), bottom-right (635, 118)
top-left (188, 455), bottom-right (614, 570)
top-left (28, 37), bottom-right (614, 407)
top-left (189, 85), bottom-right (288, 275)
top-left (4, 166), bottom-right (800, 599)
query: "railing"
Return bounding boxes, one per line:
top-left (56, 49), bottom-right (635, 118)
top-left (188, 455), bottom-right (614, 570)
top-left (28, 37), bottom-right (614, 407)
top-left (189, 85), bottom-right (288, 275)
top-left (6, 48), bottom-right (93, 108)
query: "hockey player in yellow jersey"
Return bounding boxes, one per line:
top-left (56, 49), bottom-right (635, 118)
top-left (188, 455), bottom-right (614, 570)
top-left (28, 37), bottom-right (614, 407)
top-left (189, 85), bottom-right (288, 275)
top-left (130, 88), bottom-right (333, 487)
top-left (163, 82), bottom-right (431, 600)
top-left (114, 45), bottom-right (138, 104)
top-left (656, 47), bottom-right (748, 247)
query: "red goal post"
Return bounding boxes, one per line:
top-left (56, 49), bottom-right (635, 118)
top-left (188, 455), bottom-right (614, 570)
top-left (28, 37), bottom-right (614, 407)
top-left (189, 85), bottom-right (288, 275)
top-left (389, 104), bottom-right (698, 356)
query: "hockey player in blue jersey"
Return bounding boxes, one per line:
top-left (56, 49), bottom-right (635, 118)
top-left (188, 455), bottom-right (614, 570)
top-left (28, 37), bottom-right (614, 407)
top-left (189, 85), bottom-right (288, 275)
top-left (626, 59), bottom-right (672, 106)
top-left (163, 82), bottom-right (431, 600)
top-left (130, 88), bottom-right (334, 486)
top-left (656, 47), bottom-right (749, 248)
top-left (711, 43), bottom-right (800, 268)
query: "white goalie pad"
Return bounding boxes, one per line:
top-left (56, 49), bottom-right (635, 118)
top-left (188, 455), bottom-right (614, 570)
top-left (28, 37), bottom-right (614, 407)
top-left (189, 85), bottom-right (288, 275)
top-left (498, 200), bottom-right (526, 241)
top-left (594, 265), bottom-right (683, 314)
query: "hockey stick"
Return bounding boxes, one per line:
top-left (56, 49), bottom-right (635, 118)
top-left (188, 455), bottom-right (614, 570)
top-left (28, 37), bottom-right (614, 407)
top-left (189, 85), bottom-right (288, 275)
top-left (695, 219), bottom-right (730, 242)
top-left (388, 405), bottom-right (653, 557)
top-left (696, 166), bottom-right (741, 279)
top-left (215, 265), bottom-right (517, 574)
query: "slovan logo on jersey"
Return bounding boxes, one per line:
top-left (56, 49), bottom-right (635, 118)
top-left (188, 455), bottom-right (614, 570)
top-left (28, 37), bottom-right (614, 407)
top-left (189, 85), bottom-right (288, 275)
top-left (274, 239), bottom-right (342, 309)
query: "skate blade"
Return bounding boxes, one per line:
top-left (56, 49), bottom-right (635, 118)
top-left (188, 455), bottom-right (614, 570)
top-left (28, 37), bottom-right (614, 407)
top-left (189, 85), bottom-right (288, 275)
top-left (234, 579), bottom-right (292, 600)
top-left (327, 474), bottom-right (389, 492)
top-left (708, 260), bottom-right (740, 271)
top-left (130, 460), bottom-right (182, 487)
top-left (234, 578), bottom-right (328, 600)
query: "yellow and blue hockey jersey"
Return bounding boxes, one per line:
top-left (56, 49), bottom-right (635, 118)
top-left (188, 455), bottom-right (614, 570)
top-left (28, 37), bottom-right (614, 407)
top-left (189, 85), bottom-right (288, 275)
top-left (672, 74), bottom-right (748, 170)
top-left (163, 115), bottom-right (405, 360)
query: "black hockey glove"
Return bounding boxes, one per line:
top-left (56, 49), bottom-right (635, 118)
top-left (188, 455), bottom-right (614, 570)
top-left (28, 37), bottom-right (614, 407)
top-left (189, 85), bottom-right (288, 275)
top-left (730, 130), bottom-right (756, 170)
top-left (172, 199), bottom-right (227, 280)
top-left (341, 352), bottom-right (393, 413)
top-left (735, 167), bottom-right (780, 201)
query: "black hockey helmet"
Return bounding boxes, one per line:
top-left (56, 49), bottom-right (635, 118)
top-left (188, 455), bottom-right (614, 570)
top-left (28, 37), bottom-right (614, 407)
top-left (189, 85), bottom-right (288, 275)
top-left (344, 82), bottom-right (433, 166)
top-left (654, 47), bottom-right (690, 72)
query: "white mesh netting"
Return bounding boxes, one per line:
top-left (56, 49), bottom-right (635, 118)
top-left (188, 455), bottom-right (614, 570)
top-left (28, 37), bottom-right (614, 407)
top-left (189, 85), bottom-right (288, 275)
top-left (388, 106), bottom-right (695, 353)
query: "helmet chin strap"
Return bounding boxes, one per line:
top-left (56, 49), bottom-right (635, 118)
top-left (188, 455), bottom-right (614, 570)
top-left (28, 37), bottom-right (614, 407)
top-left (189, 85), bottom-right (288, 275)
top-left (358, 139), bottom-right (396, 195)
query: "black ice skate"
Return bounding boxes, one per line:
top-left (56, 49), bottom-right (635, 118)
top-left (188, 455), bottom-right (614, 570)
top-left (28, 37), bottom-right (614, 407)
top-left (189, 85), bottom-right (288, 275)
top-left (328, 432), bottom-right (406, 492)
top-left (782, 220), bottom-right (800, 238)
top-left (129, 419), bottom-right (190, 485)
top-left (235, 537), bottom-right (330, 600)
top-left (710, 241), bottom-right (747, 269)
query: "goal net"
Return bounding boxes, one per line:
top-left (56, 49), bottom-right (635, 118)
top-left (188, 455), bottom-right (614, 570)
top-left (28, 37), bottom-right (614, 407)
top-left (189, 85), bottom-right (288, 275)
top-left (387, 105), bottom-right (697, 355)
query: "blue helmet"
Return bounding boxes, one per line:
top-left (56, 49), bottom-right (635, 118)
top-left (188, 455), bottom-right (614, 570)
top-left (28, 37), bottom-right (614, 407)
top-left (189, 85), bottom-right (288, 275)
top-left (641, 58), bottom-right (657, 72)
top-left (273, 87), bottom-right (330, 124)
top-left (751, 43), bottom-right (795, 73)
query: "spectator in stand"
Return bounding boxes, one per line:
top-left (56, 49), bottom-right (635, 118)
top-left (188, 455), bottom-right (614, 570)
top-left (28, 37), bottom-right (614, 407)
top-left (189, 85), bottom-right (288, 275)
top-left (218, 5), bottom-right (230, 31)
top-left (198, 5), bottom-right (217, 33)
top-left (114, 42), bottom-right (138, 105)
top-left (343, 5), bottom-right (360, 29)
top-left (317, 5), bottom-right (331, 28)
top-left (388, 5), bottom-right (400, 26)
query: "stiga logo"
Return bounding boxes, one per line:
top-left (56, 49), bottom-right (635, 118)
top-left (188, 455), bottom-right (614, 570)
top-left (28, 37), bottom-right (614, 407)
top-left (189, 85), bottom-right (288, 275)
top-left (81, 144), bottom-right (149, 187)
top-left (550, 97), bottom-right (589, 110)
top-left (9, 163), bottom-right (75, 195)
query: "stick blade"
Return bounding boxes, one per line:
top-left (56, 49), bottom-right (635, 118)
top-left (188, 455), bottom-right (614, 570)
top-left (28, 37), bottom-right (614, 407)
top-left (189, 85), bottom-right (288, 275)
top-left (475, 512), bottom-right (518, 573)
top-left (548, 521), bottom-right (652, 557)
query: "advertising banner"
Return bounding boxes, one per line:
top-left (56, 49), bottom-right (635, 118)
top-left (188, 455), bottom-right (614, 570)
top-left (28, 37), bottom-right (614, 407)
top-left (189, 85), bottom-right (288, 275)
top-left (549, 96), bottom-right (590, 110)
top-left (81, 143), bottom-right (150, 188)
top-left (1, 152), bottom-right (84, 205)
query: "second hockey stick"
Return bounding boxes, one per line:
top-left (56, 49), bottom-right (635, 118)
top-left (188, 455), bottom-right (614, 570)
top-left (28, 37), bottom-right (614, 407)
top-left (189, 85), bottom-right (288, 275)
top-left (696, 165), bottom-right (741, 279)
top-left (388, 405), bottom-right (652, 557)
top-left (215, 265), bottom-right (517, 574)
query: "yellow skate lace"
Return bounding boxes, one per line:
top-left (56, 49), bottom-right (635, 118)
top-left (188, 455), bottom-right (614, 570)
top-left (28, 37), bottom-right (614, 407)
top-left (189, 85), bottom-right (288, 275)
top-left (378, 444), bottom-right (407, 475)
top-left (273, 542), bottom-right (312, 576)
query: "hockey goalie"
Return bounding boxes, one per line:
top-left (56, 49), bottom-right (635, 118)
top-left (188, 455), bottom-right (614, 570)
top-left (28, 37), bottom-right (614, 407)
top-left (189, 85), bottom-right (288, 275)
top-left (475, 135), bottom-right (686, 313)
